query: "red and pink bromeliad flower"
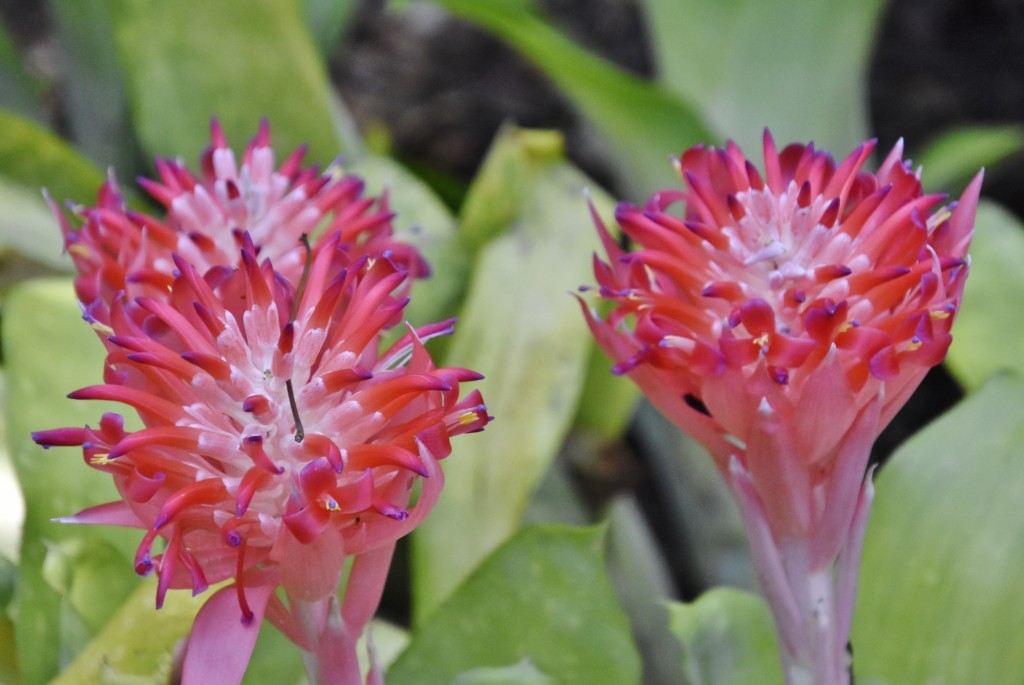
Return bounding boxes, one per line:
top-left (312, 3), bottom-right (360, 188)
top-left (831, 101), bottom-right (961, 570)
top-left (582, 131), bottom-right (981, 685)
top-left (50, 119), bottom-right (429, 331)
top-left (34, 123), bottom-right (488, 685)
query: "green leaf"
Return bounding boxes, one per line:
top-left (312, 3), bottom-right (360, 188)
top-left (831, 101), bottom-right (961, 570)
top-left (667, 588), bottom-right (783, 685)
top-left (572, 343), bottom-right (638, 442)
top-left (4, 278), bottom-right (141, 685)
top-left (853, 374), bottom-right (1024, 684)
top-left (456, 126), bottom-right (568, 253)
top-left (644, 0), bottom-right (884, 154)
top-left (110, 0), bottom-right (361, 163)
top-left (0, 179), bottom-right (73, 272)
top-left (345, 153), bottom-right (467, 327)
top-left (391, 525), bottom-right (641, 685)
top-left (430, 0), bottom-right (712, 200)
top-left (410, 132), bottom-right (611, 619)
top-left (303, 0), bottom-right (358, 59)
top-left (454, 660), bottom-right (554, 685)
top-left (50, 581), bottom-right (205, 685)
top-left (917, 125), bottom-right (1024, 193)
top-left (0, 554), bottom-right (17, 685)
top-left (945, 200), bottom-right (1024, 391)
top-left (0, 108), bottom-right (107, 206)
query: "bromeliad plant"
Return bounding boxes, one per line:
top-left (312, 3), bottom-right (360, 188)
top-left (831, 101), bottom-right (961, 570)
top-left (4, 3), bottom-right (1024, 685)
top-left (33, 123), bottom-right (489, 685)
top-left (581, 131), bottom-right (981, 684)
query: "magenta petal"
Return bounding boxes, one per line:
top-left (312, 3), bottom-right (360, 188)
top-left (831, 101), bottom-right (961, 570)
top-left (181, 582), bottom-right (275, 685)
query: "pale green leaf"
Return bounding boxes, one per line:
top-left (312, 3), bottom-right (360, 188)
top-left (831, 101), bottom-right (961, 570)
top-left (853, 374), bottom-right (1024, 683)
top-left (392, 525), bottom-right (641, 685)
top-left (945, 200), bottom-right (1024, 390)
top-left (456, 126), bottom-right (568, 252)
top-left (110, 0), bottom-right (361, 163)
top-left (50, 582), bottom-right (205, 685)
top-left (644, 0), bottom-right (884, 154)
top-left (667, 588), bottom-right (783, 685)
top-left (454, 660), bottom-right (554, 685)
top-left (0, 179), bottom-right (72, 271)
top-left (410, 130), bottom-right (612, 619)
top-left (917, 125), bottom-right (1024, 193)
top-left (344, 153), bottom-right (467, 326)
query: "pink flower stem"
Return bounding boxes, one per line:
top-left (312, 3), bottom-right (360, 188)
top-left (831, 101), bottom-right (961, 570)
top-left (290, 542), bottom-right (397, 685)
top-left (730, 458), bottom-right (874, 685)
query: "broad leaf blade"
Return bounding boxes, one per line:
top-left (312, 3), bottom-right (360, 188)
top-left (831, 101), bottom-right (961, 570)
top-left (345, 153), bottom-right (467, 327)
top-left (645, 0), bottom-right (884, 153)
top-left (51, 582), bottom-right (205, 685)
top-left (945, 200), bottom-right (1024, 390)
top-left (667, 588), bottom-right (783, 685)
top-left (110, 0), bottom-right (360, 162)
top-left (410, 132), bottom-right (612, 619)
top-left (853, 375), bottom-right (1024, 683)
top-left (917, 125), bottom-right (1024, 193)
top-left (0, 179), bottom-right (72, 272)
top-left (392, 525), bottom-right (641, 685)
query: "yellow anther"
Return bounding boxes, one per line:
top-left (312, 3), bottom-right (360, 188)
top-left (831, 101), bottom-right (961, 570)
top-left (927, 209), bottom-right (952, 230)
top-left (89, 453), bottom-right (114, 466)
top-left (906, 339), bottom-right (923, 351)
top-left (67, 244), bottom-right (91, 258)
top-left (459, 411), bottom-right (479, 427)
top-left (931, 309), bottom-right (951, 320)
top-left (90, 321), bottom-right (114, 337)
top-left (753, 332), bottom-right (771, 350)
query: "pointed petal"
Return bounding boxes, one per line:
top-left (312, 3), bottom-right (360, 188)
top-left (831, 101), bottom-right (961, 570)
top-left (180, 582), bottom-right (275, 685)
top-left (55, 501), bottom-right (146, 527)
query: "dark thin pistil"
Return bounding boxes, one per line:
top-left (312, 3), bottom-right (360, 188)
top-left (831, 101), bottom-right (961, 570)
top-left (287, 233), bottom-right (313, 442)
top-left (286, 378), bottom-right (304, 443)
top-left (291, 233), bottom-right (313, 321)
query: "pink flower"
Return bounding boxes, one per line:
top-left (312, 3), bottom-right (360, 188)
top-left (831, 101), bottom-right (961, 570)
top-left (35, 124), bottom-right (488, 685)
top-left (51, 119), bottom-right (428, 329)
top-left (582, 131), bottom-right (981, 684)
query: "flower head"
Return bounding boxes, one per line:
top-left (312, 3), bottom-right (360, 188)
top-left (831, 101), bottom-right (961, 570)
top-left (52, 119), bottom-right (429, 328)
top-left (583, 131), bottom-right (981, 683)
top-left (35, 235), bottom-right (487, 611)
top-left (34, 122), bottom-right (488, 684)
